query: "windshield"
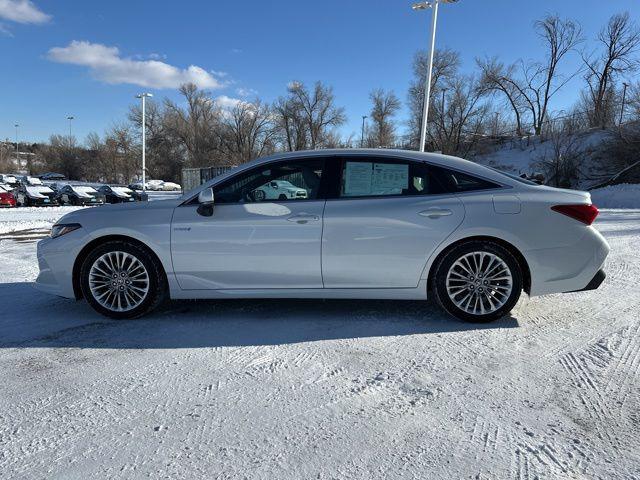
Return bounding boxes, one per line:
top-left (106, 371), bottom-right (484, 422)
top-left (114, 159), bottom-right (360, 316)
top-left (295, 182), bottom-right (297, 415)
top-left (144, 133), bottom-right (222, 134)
top-left (112, 187), bottom-right (133, 195)
top-left (27, 177), bottom-right (43, 185)
top-left (73, 186), bottom-right (97, 194)
top-left (26, 186), bottom-right (53, 194)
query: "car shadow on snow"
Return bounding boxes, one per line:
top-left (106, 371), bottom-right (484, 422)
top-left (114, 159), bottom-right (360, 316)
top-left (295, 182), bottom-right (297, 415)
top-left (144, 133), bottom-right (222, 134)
top-left (0, 282), bottom-right (519, 349)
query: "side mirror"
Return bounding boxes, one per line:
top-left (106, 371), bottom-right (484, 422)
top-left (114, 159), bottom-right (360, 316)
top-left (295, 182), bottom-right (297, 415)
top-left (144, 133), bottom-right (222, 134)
top-left (198, 188), bottom-right (214, 205)
top-left (197, 188), bottom-right (214, 217)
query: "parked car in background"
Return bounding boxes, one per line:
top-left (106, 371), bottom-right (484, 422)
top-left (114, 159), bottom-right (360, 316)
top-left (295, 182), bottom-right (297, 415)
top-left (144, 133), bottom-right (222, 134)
top-left (253, 180), bottom-right (308, 201)
top-left (128, 181), bottom-right (148, 191)
top-left (14, 184), bottom-right (58, 206)
top-left (161, 181), bottom-right (182, 191)
top-left (18, 175), bottom-right (44, 186)
top-left (0, 174), bottom-right (18, 187)
top-left (56, 184), bottom-right (105, 206)
top-left (35, 149), bottom-right (609, 321)
top-left (39, 172), bottom-right (66, 181)
top-left (97, 185), bottom-right (147, 203)
top-left (146, 180), bottom-right (166, 191)
top-left (0, 185), bottom-right (16, 207)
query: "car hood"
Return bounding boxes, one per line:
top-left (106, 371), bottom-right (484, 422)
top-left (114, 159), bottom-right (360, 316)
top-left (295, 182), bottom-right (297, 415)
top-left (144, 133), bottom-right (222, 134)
top-left (56, 198), bottom-right (182, 225)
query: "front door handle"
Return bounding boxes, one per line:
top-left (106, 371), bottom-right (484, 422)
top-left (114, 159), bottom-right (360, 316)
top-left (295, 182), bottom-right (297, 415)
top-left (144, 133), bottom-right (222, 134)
top-left (287, 214), bottom-right (320, 224)
top-left (419, 208), bottom-right (453, 219)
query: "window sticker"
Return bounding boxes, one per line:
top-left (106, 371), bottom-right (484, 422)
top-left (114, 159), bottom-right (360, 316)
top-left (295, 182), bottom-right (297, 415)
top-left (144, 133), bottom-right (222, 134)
top-left (372, 163), bottom-right (408, 195)
top-left (343, 162), bottom-right (373, 196)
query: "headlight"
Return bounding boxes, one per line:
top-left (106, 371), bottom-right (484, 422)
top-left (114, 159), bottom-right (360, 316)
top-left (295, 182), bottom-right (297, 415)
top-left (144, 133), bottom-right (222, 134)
top-left (50, 223), bottom-right (81, 239)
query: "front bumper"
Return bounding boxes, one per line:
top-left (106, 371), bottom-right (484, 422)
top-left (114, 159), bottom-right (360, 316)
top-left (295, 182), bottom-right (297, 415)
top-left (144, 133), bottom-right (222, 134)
top-left (35, 229), bottom-right (86, 299)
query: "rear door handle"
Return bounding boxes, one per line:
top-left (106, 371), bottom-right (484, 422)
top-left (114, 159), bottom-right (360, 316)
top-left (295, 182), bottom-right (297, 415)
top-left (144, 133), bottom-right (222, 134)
top-left (419, 208), bottom-right (453, 219)
top-left (287, 214), bottom-right (320, 224)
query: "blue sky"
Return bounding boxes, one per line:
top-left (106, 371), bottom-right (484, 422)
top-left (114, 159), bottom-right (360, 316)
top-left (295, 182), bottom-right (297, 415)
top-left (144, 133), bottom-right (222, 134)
top-left (1, 0), bottom-right (638, 144)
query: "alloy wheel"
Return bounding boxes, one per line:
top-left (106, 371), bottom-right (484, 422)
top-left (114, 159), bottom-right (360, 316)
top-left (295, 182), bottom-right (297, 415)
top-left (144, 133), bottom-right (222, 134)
top-left (88, 251), bottom-right (150, 312)
top-left (445, 251), bottom-right (513, 315)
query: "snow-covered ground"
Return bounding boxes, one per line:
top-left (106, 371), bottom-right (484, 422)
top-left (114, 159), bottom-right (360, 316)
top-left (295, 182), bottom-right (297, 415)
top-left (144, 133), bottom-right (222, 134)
top-left (1, 207), bottom-right (639, 479)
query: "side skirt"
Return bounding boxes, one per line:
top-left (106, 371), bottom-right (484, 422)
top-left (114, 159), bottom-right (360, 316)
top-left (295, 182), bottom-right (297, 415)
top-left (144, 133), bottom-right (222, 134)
top-left (170, 280), bottom-right (430, 301)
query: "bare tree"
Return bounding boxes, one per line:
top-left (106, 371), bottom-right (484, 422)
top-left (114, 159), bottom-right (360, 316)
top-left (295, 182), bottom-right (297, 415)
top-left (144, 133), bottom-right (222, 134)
top-left (510, 16), bottom-right (582, 135)
top-left (163, 83), bottom-right (224, 167)
top-left (477, 58), bottom-right (527, 135)
top-left (582, 12), bottom-right (640, 128)
top-left (273, 81), bottom-right (346, 151)
top-left (408, 48), bottom-right (461, 147)
top-left (535, 127), bottom-right (584, 187)
top-left (431, 76), bottom-right (490, 156)
top-left (367, 89), bottom-right (401, 148)
top-left (220, 100), bottom-right (277, 163)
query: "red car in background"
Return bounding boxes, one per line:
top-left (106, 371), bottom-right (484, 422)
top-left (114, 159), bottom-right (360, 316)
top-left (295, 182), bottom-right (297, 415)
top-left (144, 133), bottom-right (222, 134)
top-left (0, 185), bottom-right (17, 207)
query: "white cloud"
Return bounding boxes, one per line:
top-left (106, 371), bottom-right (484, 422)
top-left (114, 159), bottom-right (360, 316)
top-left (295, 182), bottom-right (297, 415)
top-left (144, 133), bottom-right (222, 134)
top-left (215, 95), bottom-right (243, 110)
top-left (0, 0), bottom-right (50, 24)
top-left (236, 87), bottom-right (258, 98)
top-left (47, 40), bottom-right (225, 90)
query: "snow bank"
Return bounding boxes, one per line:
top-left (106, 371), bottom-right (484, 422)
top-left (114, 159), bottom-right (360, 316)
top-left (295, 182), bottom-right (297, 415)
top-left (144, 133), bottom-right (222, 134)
top-left (0, 206), bottom-right (84, 234)
top-left (590, 183), bottom-right (640, 209)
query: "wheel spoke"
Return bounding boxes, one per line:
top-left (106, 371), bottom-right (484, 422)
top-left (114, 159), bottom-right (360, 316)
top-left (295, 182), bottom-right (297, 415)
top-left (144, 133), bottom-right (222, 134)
top-left (89, 251), bottom-right (149, 313)
top-left (446, 251), bottom-right (513, 316)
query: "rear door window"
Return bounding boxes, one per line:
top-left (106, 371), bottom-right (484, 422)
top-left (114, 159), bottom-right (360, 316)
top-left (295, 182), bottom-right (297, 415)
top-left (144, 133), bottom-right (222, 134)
top-left (338, 158), bottom-right (446, 198)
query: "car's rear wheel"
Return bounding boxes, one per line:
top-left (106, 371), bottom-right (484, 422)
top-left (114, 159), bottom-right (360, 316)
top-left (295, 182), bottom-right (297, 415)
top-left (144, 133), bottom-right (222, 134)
top-left (432, 240), bottom-right (522, 322)
top-left (80, 240), bottom-right (167, 319)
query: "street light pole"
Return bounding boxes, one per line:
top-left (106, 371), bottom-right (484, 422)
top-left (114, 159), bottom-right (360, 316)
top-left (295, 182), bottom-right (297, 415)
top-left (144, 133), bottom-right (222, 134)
top-left (67, 116), bottom-right (74, 145)
top-left (136, 93), bottom-right (153, 192)
top-left (412, 0), bottom-right (459, 152)
top-left (620, 82), bottom-right (629, 126)
top-left (14, 123), bottom-right (19, 165)
top-left (361, 115), bottom-right (367, 148)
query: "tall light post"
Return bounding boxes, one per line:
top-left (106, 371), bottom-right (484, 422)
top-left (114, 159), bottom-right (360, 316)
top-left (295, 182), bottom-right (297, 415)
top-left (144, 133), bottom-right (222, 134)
top-left (135, 93), bottom-right (153, 191)
top-left (67, 116), bottom-right (74, 146)
top-left (620, 82), bottom-right (629, 126)
top-left (412, 0), bottom-right (459, 152)
top-left (14, 123), bottom-right (19, 165)
top-left (361, 115), bottom-right (367, 148)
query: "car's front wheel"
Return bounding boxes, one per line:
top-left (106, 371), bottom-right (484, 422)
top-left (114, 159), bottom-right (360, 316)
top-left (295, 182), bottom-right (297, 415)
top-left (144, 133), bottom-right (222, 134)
top-left (432, 240), bottom-right (522, 322)
top-left (80, 240), bottom-right (167, 319)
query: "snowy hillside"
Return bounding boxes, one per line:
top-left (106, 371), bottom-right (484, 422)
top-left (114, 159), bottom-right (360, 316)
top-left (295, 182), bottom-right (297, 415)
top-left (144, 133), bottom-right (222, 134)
top-left (471, 129), bottom-right (613, 188)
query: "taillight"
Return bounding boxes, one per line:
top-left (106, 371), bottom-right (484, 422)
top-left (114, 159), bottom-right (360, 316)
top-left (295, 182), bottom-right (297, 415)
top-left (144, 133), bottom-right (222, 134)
top-left (551, 204), bottom-right (599, 225)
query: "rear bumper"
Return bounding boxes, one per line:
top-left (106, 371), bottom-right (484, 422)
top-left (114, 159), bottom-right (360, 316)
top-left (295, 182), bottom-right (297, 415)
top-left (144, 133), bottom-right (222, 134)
top-left (526, 227), bottom-right (610, 296)
top-left (566, 269), bottom-right (606, 293)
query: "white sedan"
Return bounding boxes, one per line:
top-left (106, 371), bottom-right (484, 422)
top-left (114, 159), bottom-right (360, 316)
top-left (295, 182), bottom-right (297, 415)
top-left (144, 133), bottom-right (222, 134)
top-left (253, 180), bottom-right (307, 201)
top-left (161, 181), bottom-right (182, 191)
top-left (35, 150), bottom-right (609, 322)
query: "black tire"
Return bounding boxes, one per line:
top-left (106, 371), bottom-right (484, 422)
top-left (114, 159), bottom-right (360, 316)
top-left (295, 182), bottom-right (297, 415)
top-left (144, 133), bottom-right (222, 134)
top-left (80, 240), bottom-right (167, 319)
top-left (278, 194), bottom-right (288, 200)
top-left (431, 240), bottom-right (523, 323)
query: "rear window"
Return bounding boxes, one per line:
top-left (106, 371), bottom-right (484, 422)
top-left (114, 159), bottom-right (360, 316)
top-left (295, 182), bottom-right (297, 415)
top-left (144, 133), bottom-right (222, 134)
top-left (431, 167), bottom-right (501, 193)
top-left (488, 167), bottom-right (540, 185)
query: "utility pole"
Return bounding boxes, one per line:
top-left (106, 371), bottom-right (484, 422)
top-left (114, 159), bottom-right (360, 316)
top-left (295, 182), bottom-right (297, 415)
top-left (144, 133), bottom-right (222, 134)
top-left (361, 115), bottom-right (367, 148)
